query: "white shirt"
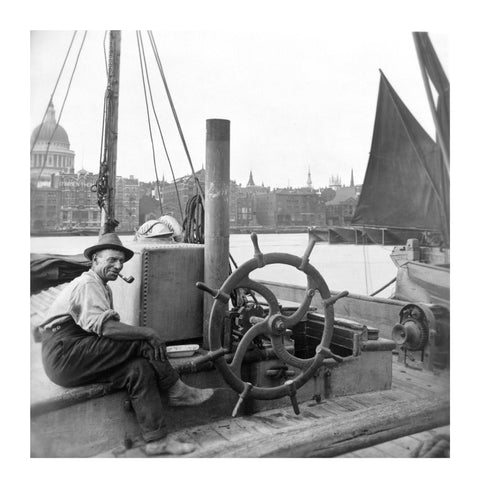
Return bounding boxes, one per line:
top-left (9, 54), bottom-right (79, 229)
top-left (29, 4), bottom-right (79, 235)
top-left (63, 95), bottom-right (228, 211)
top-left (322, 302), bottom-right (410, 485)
top-left (39, 269), bottom-right (120, 335)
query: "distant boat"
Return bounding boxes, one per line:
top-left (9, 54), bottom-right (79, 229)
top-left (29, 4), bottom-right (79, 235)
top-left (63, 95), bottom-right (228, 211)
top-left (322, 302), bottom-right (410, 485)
top-left (351, 33), bottom-right (449, 307)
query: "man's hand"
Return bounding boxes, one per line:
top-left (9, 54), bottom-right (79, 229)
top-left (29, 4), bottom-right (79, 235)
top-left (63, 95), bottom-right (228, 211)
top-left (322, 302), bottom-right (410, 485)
top-left (102, 320), bottom-right (167, 361)
top-left (147, 333), bottom-right (167, 362)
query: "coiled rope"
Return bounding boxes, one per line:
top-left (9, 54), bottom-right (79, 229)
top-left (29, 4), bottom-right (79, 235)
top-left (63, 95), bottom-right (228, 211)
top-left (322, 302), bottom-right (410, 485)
top-left (183, 193), bottom-right (205, 244)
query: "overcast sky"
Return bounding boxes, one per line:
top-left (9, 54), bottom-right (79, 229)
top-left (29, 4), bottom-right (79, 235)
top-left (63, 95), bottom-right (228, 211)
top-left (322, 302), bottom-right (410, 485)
top-left (30, 29), bottom-right (448, 190)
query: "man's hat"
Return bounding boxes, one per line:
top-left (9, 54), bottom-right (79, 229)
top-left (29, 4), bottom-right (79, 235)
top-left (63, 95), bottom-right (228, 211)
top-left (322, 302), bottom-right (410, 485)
top-left (84, 233), bottom-right (134, 262)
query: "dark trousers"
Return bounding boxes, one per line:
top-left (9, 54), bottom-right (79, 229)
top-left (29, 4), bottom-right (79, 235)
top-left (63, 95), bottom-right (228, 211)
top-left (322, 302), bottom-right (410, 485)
top-left (41, 319), bottom-right (179, 442)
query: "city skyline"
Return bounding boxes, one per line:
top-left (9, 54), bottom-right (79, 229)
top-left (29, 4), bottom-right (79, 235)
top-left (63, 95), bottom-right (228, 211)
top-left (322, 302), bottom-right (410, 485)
top-left (29, 102), bottom-right (359, 191)
top-left (33, 153), bottom-right (357, 192)
top-left (30, 30), bottom-right (448, 191)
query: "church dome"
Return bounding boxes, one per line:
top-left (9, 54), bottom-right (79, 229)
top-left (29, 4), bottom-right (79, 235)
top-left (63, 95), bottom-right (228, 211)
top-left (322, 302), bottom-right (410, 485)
top-left (30, 102), bottom-right (70, 147)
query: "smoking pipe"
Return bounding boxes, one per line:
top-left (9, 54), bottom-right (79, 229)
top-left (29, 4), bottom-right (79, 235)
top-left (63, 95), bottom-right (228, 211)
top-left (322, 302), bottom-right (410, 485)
top-left (119, 273), bottom-right (134, 283)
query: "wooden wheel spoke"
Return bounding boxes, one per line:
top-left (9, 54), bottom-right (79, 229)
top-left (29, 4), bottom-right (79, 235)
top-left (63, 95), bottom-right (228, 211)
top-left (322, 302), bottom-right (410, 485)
top-left (270, 335), bottom-right (314, 370)
top-left (283, 295), bottom-right (314, 327)
top-left (238, 277), bottom-right (281, 315)
top-left (202, 233), bottom-right (346, 404)
top-left (283, 276), bottom-right (316, 327)
top-left (229, 320), bottom-right (270, 373)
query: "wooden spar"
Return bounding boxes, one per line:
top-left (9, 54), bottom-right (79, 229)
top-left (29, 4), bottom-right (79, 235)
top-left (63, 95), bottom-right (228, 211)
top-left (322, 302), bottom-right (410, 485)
top-left (412, 33), bottom-right (450, 175)
top-left (203, 119), bottom-right (230, 349)
top-left (101, 31), bottom-right (121, 235)
top-left (370, 276), bottom-right (397, 297)
top-left (191, 397), bottom-right (449, 458)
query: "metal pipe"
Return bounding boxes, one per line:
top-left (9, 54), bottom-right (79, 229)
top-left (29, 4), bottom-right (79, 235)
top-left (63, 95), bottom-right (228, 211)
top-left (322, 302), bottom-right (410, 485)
top-left (203, 119), bottom-right (230, 349)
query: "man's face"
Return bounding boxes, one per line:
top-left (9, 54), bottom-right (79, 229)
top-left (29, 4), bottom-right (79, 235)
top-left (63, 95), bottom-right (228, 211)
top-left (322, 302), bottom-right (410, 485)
top-left (92, 249), bottom-right (125, 282)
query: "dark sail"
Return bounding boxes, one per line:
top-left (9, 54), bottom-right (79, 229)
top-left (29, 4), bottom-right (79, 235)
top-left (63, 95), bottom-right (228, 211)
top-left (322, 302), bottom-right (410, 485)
top-left (352, 72), bottom-right (449, 244)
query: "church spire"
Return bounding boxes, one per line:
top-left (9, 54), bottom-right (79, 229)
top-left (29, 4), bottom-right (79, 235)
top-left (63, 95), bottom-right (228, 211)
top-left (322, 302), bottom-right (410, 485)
top-left (307, 167), bottom-right (312, 188)
top-left (350, 169), bottom-right (354, 187)
top-left (247, 170), bottom-right (255, 187)
top-left (46, 101), bottom-right (56, 124)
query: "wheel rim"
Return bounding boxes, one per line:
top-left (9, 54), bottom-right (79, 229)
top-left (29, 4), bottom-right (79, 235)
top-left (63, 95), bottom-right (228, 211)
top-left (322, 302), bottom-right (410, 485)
top-left (208, 252), bottom-right (337, 401)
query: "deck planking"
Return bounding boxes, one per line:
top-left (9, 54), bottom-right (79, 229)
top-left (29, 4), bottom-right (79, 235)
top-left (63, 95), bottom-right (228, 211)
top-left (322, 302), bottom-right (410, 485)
top-left (339, 426), bottom-right (450, 458)
top-left (98, 362), bottom-right (449, 458)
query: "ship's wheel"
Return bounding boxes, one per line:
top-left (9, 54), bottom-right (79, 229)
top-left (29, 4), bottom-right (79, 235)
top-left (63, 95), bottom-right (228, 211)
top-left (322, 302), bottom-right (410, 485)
top-left (196, 233), bottom-right (349, 415)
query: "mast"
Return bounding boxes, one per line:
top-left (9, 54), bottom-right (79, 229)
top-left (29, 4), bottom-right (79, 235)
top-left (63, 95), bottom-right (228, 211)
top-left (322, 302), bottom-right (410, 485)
top-left (412, 32), bottom-right (450, 176)
top-left (101, 30), bottom-right (121, 234)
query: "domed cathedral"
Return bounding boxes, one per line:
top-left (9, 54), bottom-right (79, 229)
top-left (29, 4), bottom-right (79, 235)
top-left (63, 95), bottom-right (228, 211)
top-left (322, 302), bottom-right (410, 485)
top-left (30, 102), bottom-right (75, 187)
top-left (31, 102), bottom-right (75, 233)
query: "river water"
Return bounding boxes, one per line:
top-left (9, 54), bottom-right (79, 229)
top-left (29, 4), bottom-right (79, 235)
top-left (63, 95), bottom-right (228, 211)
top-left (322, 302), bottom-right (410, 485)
top-left (30, 233), bottom-right (397, 297)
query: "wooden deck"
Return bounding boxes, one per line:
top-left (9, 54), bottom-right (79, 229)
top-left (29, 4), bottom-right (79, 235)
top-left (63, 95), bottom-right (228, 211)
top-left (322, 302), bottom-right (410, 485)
top-left (97, 360), bottom-right (449, 458)
top-left (31, 283), bottom-right (449, 458)
top-left (339, 425), bottom-right (450, 458)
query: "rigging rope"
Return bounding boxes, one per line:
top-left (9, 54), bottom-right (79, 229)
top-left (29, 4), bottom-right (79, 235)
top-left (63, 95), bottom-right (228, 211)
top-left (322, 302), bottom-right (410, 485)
top-left (137, 31), bottom-right (184, 221)
top-left (91, 79), bottom-right (110, 212)
top-left (370, 277), bottom-right (396, 297)
top-left (92, 30), bottom-right (122, 232)
top-left (30, 31), bottom-right (78, 156)
top-left (141, 31), bottom-right (237, 270)
top-left (102, 31), bottom-right (109, 79)
top-left (136, 31), bottom-right (164, 215)
top-left (147, 30), bottom-right (205, 203)
top-left (33, 31), bottom-right (87, 189)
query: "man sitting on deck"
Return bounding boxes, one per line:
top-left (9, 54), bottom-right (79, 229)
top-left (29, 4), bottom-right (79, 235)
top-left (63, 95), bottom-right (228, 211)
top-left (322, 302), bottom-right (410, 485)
top-left (38, 232), bottom-right (214, 456)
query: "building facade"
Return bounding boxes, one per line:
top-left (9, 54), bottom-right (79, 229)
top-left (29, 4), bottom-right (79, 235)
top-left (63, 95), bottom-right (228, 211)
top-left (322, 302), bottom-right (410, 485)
top-left (55, 170), bottom-right (100, 230)
top-left (30, 185), bottom-right (61, 232)
top-left (115, 175), bottom-right (140, 232)
top-left (233, 171), bottom-right (270, 227)
top-left (255, 189), bottom-right (326, 227)
top-left (31, 103), bottom-right (140, 232)
top-left (30, 103), bottom-right (75, 188)
top-left (159, 169), bottom-right (206, 223)
top-left (30, 115), bottom-right (360, 234)
top-left (325, 181), bottom-right (362, 226)
top-left (31, 103), bottom-right (75, 231)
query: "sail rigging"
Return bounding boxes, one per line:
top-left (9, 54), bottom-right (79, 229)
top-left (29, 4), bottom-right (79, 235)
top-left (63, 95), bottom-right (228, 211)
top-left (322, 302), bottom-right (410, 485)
top-left (30, 31), bottom-right (78, 157)
top-left (135, 31), bottom-right (165, 216)
top-left (32, 31), bottom-right (87, 189)
top-left (353, 33), bottom-right (449, 247)
top-left (352, 70), bottom-right (450, 246)
top-left (147, 30), bottom-right (205, 203)
top-left (96, 30), bottom-right (121, 234)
